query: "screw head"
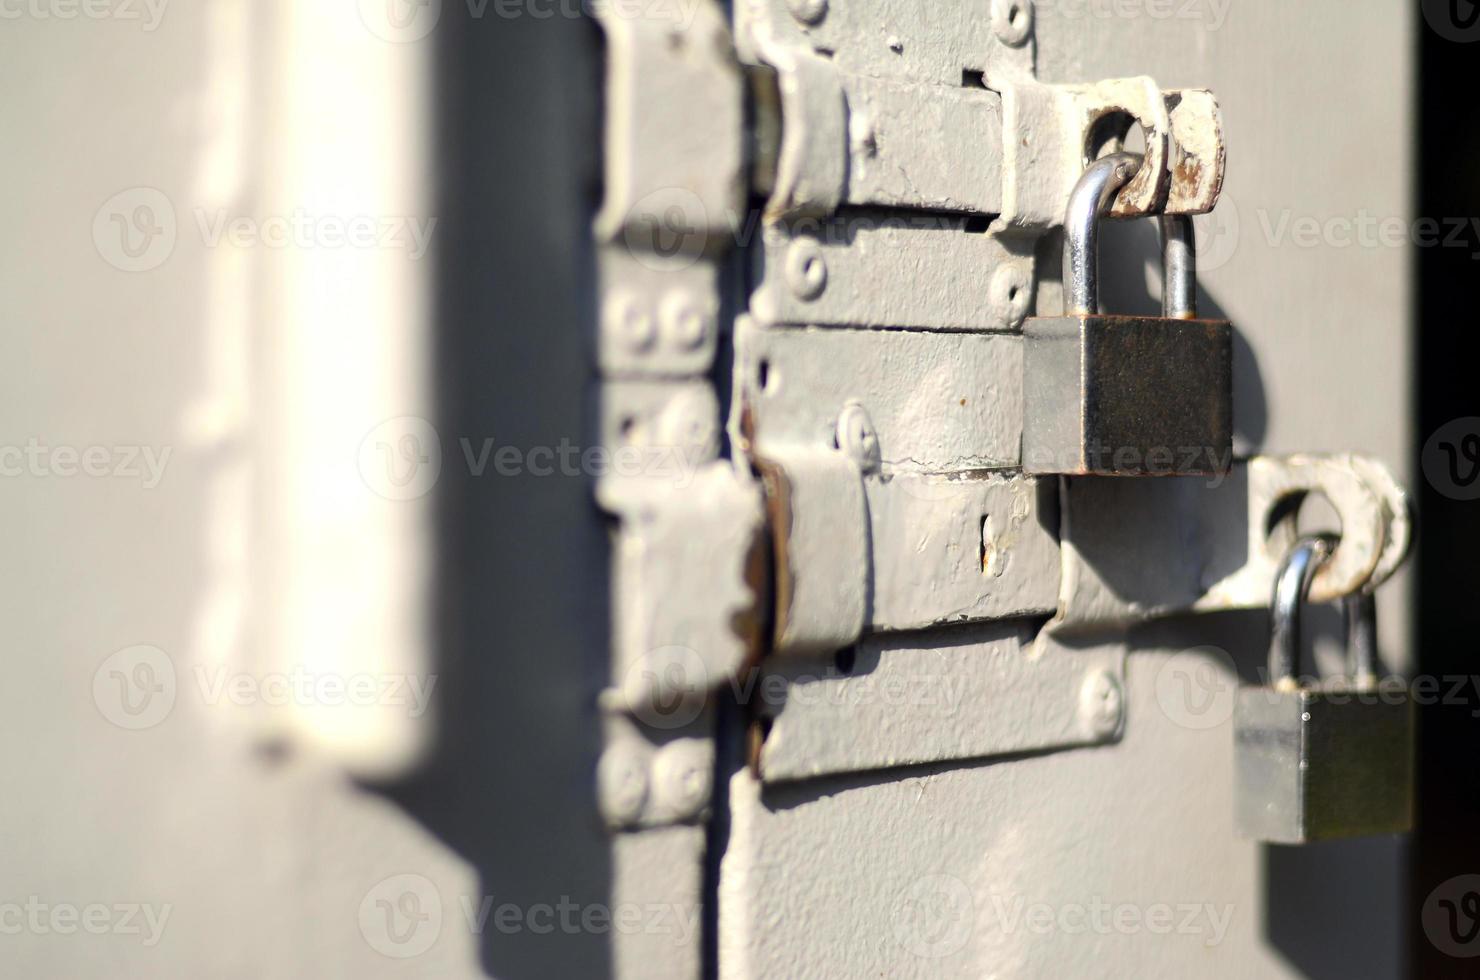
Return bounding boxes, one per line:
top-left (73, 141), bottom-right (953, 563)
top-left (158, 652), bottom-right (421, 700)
top-left (785, 239), bottom-right (828, 302)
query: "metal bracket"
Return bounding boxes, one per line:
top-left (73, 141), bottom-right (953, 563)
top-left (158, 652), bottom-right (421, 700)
top-left (593, 2), bottom-right (768, 849)
top-left (733, 317), bottom-right (1061, 643)
top-left (752, 624), bottom-right (1125, 783)
top-left (593, 0), bottom-right (743, 249)
top-left (999, 78), bottom-right (1225, 231)
top-left (1054, 454), bottom-right (1413, 634)
top-left (737, 1), bottom-right (1224, 232)
top-left (749, 214), bottom-right (1038, 332)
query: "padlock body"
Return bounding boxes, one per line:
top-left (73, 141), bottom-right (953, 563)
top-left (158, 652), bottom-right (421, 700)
top-left (1022, 314), bottom-right (1233, 476)
top-left (1233, 681), bottom-right (1414, 844)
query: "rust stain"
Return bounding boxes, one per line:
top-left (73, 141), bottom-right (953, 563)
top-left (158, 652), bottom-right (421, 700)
top-left (737, 396), bottom-right (789, 657)
top-left (755, 457), bottom-right (795, 651)
top-left (729, 520), bottom-right (772, 674)
top-left (1174, 154), bottom-right (1204, 189)
top-left (745, 715), bottom-right (772, 780)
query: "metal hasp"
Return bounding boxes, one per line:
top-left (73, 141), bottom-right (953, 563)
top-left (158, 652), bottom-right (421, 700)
top-left (1022, 153), bottom-right (1233, 477)
top-left (1233, 537), bottom-right (1415, 845)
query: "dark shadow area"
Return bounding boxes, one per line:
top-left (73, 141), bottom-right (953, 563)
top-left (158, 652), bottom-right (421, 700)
top-left (1060, 467), bottom-right (1250, 614)
top-left (371, 10), bottom-right (614, 980)
top-left (1099, 212), bottom-right (1268, 451)
top-left (1413, 17), bottom-right (1480, 979)
top-left (1265, 837), bottom-right (1407, 979)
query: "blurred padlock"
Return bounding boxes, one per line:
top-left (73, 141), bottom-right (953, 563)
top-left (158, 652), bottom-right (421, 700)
top-left (1233, 536), bottom-right (1414, 844)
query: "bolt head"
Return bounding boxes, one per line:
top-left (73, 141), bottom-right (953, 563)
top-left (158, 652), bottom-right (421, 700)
top-left (597, 747), bottom-right (649, 827)
top-left (836, 401), bottom-right (881, 473)
top-left (785, 239), bottom-right (828, 302)
top-left (990, 263), bottom-right (1032, 329)
top-left (991, 0), bottom-right (1033, 46)
top-left (1081, 670), bottom-right (1124, 739)
top-left (606, 294), bottom-right (657, 353)
top-left (787, 0), bottom-right (827, 25)
top-left (652, 741), bottom-right (713, 820)
top-left (660, 291), bottom-right (713, 351)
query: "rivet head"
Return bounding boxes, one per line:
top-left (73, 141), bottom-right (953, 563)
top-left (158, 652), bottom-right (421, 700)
top-left (605, 293), bottom-right (656, 353)
top-left (597, 747), bottom-right (649, 827)
top-left (990, 263), bottom-right (1032, 329)
top-left (660, 291), bottom-right (713, 351)
top-left (991, 0), bottom-right (1033, 47)
top-left (836, 401), bottom-right (881, 473)
top-left (785, 239), bottom-right (828, 301)
top-left (652, 741), bottom-right (713, 820)
top-left (1081, 670), bottom-right (1124, 739)
top-left (787, 0), bottom-right (827, 25)
top-left (658, 389), bottom-right (719, 460)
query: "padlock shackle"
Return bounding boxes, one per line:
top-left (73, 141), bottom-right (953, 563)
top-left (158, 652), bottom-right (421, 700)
top-left (1344, 591), bottom-right (1379, 689)
top-left (1062, 154), bottom-right (1199, 319)
top-left (1268, 536), bottom-right (1333, 688)
top-left (1063, 153), bottom-right (1141, 316)
top-left (1160, 215), bottom-right (1197, 320)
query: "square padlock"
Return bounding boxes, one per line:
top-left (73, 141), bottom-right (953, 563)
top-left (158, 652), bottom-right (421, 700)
top-left (1022, 153), bottom-right (1233, 477)
top-left (1233, 539), bottom-right (1415, 844)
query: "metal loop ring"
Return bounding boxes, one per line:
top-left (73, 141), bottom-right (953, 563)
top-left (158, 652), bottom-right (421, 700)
top-left (1268, 534), bottom-right (1336, 690)
top-left (1062, 153), bottom-right (1196, 319)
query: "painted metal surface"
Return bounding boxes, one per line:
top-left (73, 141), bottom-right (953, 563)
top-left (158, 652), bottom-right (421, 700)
top-left (1055, 455), bottom-right (1412, 634)
top-left (1, 0), bottom-right (1415, 977)
top-left (756, 625), bottom-right (1124, 782)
